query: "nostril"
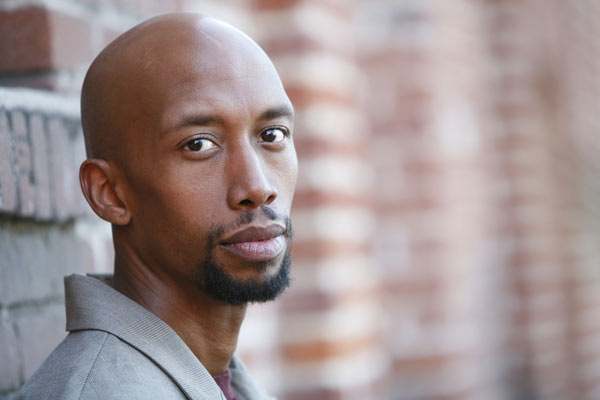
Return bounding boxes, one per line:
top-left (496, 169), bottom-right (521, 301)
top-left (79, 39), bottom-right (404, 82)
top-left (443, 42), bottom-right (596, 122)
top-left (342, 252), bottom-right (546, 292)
top-left (265, 194), bottom-right (276, 205)
top-left (239, 199), bottom-right (253, 206)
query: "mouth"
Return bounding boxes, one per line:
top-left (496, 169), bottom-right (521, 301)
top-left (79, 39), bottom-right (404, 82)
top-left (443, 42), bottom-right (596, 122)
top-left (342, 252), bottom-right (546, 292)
top-left (220, 224), bottom-right (286, 262)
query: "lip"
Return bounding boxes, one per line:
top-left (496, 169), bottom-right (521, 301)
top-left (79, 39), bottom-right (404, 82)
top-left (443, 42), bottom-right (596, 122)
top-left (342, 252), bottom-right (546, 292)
top-left (220, 224), bottom-right (286, 262)
top-left (221, 224), bottom-right (286, 245)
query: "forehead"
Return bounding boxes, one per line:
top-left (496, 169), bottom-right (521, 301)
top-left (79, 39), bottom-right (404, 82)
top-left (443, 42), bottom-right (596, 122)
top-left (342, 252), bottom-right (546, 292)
top-left (163, 63), bottom-right (289, 125)
top-left (141, 35), bottom-right (291, 131)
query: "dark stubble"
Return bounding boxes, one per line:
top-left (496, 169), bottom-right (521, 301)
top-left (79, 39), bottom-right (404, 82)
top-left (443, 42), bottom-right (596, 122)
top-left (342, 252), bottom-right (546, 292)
top-left (193, 207), bottom-right (293, 306)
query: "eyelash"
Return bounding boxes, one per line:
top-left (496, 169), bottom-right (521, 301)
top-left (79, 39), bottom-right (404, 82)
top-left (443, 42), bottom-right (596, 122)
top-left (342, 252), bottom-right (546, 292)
top-left (180, 126), bottom-right (290, 152)
top-left (182, 136), bottom-right (218, 153)
top-left (259, 127), bottom-right (289, 143)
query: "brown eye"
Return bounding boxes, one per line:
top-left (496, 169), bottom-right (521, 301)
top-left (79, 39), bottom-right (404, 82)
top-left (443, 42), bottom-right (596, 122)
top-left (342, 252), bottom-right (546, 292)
top-left (259, 128), bottom-right (286, 143)
top-left (185, 138), bottom-right (217, 152)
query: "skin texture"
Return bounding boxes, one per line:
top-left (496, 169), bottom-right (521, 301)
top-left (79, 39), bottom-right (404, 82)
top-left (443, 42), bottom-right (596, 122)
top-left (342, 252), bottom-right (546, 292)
top-left (79, 14), bottom-right (297, 376)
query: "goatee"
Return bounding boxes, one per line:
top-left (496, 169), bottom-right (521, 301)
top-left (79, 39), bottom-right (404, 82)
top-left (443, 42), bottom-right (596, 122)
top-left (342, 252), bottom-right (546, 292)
top-left (193, 207), bottom-right (293, 306)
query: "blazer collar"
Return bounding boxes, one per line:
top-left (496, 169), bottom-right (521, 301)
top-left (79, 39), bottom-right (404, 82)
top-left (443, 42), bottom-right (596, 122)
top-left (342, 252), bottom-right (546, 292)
top-left (64, 273), bottom-right (225, 400)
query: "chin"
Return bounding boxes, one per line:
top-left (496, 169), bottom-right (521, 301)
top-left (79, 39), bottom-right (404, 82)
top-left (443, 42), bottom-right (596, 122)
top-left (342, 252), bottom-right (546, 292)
top-left (194, 246), bottom-right (292, 306)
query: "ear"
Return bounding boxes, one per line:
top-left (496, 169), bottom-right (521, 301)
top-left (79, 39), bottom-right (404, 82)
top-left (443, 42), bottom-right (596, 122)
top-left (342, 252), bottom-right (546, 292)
top-left (79, 159), bottom-right (132, 225)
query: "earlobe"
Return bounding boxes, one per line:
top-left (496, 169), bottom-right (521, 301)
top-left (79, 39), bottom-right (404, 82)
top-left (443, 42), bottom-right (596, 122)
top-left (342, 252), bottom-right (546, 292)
top-left (79, 159), bottom-right (131, 225)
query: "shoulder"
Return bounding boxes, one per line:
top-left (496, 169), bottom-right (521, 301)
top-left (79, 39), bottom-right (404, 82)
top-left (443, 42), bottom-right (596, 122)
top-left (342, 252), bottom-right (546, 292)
top-left (12, 330), bottom-right (186, 400)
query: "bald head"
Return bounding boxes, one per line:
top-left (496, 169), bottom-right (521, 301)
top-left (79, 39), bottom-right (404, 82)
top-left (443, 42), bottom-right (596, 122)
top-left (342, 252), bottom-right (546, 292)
top-left (81, 13), bottom-right (282, 160)
top-left (78, 11), bottom-right (297, 312)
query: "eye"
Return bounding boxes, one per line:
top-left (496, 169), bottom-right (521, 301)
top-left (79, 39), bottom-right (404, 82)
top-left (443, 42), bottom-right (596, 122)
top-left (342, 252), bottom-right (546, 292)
top-left (259, 128), bottom-right (287, 144)
top-left (184, 138), bottom-right (217, 152)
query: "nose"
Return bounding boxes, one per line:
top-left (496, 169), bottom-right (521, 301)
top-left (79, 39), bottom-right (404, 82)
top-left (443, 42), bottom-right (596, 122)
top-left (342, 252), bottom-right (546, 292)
top-left (227, 146), bottom-right (277, 210)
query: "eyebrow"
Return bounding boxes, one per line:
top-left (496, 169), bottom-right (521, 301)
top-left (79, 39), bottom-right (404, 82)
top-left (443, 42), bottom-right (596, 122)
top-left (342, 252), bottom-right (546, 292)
top-left (167, 105), bottom-right (295, 134)
top-left (258, 105), bottom-right (295, 121)
top-left (167, 114), bottom-right (226, 133)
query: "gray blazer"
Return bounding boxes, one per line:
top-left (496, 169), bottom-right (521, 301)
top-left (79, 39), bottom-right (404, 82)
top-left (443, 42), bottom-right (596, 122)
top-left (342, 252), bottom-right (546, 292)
top-left (12, 274), bottom-right (274, 400)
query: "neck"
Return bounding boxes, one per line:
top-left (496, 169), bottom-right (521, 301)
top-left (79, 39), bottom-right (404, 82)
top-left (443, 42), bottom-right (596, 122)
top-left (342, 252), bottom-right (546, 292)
top-left (113, 250), bottom-right (247, 376)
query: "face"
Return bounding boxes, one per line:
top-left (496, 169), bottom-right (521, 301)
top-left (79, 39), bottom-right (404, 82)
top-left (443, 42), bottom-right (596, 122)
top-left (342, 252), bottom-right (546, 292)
top-left (115, 32), bottom-right (298, 305)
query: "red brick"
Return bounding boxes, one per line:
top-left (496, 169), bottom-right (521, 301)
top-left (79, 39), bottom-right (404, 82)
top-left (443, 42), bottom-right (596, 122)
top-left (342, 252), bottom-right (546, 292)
top-left (292, 191), bottom-right (370, 209)
top-left (426, 387), bottom-right (485, 400)
top-left (0, 6), bottom-right (93, 72)
top-left (281, 288), bottom-right (380, 313)
top-left (392, 352), bottom-right (463, 374)
top-left (358, 48), bottom-right (429, 69)
top-left (281, 333), bottom-right (381, 362)
top-left (252, 0), bottom-right (301, 10)
top-left (384, 278), bottom-right (442, 298)
top-left (0, 110), bottom-right (17, 212)
top-left (253, 0), bottom-right (351, 18)
top-left (291, 240), bottom-right (370, 261)
top-left (284, 86), bottom-right (355, 109)
top-left (0, 7), bottom-right (51, 72)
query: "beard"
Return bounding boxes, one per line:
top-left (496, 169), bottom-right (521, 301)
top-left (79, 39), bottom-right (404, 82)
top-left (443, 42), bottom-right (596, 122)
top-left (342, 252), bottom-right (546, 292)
top-left (193, 207), bottom-right (293, 306)
top-left (199, 246), bottom-right (291, 306)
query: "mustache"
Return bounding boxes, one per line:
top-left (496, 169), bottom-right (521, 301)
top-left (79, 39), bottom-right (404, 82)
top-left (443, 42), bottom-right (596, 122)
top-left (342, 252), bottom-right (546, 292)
top-left (205, 207), bottom-right (293, 250)
top-left (239, 206), bottom-right (278, 225)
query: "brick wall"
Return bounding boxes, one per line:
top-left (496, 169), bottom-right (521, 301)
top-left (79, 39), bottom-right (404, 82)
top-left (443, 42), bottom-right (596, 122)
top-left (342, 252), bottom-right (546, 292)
top-left (0, 87), bottom-right (112, 399)
top-left (357, 0), bottom-right (600, 399)
top-left (3, 1), bottom-right (600, 399)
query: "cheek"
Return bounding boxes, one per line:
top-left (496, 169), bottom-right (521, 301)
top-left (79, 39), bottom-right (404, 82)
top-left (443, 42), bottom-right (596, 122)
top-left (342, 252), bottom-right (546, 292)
top-left (271, 147), bottom-right (298, 207)
top-left (128, 160), bottom-right (222, 231)
top-left (160, 166), bottom-right (225, 222)
top-left (130, 174), bottom-right (221, 269)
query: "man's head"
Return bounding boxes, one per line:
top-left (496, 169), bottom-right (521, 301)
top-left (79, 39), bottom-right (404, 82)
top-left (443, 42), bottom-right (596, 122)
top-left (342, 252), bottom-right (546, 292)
top-left (79, 13), bottom-right (298, 305)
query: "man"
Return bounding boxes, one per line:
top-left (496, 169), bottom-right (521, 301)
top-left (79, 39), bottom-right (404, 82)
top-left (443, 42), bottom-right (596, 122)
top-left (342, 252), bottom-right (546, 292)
top-left (13, 12), bottom-right (297, 400)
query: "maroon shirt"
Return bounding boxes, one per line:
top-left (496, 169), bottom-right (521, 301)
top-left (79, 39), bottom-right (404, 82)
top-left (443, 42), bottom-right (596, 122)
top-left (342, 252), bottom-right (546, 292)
top-left (213, 369), bottom-right (238, 400)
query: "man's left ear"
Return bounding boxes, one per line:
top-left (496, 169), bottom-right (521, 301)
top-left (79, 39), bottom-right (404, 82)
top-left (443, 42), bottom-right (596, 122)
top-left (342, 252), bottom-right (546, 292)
top-left (79, 159), bottom-right (132, 225)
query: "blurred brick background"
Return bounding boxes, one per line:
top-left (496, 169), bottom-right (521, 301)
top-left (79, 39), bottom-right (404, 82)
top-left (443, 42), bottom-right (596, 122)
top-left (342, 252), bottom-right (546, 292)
top-left (2, 1), bottom-right (600, 399)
